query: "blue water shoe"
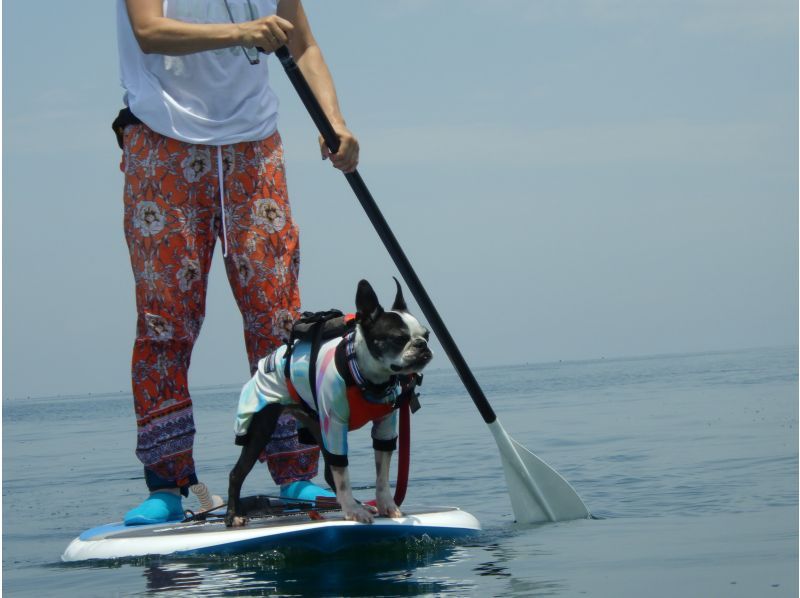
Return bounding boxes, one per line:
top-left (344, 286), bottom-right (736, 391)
top-left (124, 492), bottom-right (184, 526)
top-left (280, 480), bottom-right (335, 502)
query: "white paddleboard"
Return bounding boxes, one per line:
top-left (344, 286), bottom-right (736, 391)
top-left (62, 498), bottom-right (480, 562)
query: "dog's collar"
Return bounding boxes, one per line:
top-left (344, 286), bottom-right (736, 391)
top-left (335, 332), bottom-right (399, 403)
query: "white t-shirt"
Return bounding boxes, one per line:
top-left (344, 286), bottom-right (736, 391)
top-left (117, 0), bottom-right (280, 145)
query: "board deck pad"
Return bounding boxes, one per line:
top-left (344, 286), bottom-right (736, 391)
top-left (62, 496), bottom-right (481, 562)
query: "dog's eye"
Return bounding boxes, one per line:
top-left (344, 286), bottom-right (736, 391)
top-left (423, 330), bottom-right (430, 341)
top-left (390, 333), bottom-right (409, 347)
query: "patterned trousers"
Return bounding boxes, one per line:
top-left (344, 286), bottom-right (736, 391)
top-left (122, 123), bottom-right (320, 492)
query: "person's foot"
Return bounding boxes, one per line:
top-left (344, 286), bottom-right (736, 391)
top-left (280, 480), bottom-right (335, 502)
top-left (124, 491), bottom-right (184, 526)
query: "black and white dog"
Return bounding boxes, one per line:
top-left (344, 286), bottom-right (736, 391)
top-left (226, 279), bottom-right (432, 527)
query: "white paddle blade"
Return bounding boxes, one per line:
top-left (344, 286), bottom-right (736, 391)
top-left (488, 420), bottom-right (590, 524)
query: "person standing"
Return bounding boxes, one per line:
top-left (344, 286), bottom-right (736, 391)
top-left (116, 0), bottom-right (358, 524)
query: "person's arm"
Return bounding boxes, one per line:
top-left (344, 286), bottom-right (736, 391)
top-left (125, 0), bottom-right (294, 56)
top-left (277, 0), bottom-right (360, 173)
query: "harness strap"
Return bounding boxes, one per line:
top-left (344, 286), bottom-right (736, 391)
top-left (336, 332), bottom-right (398, 402)
top-left (283, 310), bottom-right (350, 389)
top-left (307, 320), bottom-right (327, 411)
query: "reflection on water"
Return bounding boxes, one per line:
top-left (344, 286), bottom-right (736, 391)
top-left (63, 536), bottom-right (479, 597)
top-left (55, 530), bottom-right (575, 597)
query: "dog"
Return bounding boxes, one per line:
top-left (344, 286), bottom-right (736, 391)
top-left (226, 279), bottom-right (432, 527)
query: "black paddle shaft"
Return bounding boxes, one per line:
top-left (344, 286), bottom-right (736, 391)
top-left (274, 46), bottom-right (496, 424)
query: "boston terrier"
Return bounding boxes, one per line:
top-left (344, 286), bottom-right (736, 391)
top-left (226, 279), bottom-right (432, 527)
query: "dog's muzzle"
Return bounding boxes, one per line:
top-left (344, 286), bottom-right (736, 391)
top-left (392, 346), bottom-right (433, 371)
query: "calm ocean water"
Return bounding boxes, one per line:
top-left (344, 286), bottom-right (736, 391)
top-left (3, 346), bottom-right (797, 597)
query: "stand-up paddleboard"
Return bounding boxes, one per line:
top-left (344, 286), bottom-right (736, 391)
top-left (62, 496), bottom-right (481, 562)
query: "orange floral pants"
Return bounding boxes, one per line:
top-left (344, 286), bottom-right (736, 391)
top-left (123, 124), bottom-right (320, 492)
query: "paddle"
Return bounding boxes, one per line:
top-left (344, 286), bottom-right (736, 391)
top-left (274, 46), bottom-right (589, 523)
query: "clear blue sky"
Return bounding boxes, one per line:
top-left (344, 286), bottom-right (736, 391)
top-left (3, 0), bottom-right (798, 398)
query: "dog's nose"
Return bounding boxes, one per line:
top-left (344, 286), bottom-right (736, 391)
top-left (412, 338), bottom-right (427, 349)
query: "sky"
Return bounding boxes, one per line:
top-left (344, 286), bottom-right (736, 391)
top-left (3, 0), bottom-right (798, 399)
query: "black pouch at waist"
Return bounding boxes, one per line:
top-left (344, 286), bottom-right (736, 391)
top-left (112, 107), bottom-right (143, 149)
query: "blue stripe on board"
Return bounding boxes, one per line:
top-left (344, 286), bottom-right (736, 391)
top-left (79, 523), bottom-right (128, 541)
top-left (178, 525), bottom-right (478, 555)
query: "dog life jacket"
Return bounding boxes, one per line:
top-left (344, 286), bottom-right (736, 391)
top-left (234, 310), bottom-right (421, 467)
top-left (283, 310), bottom-right (420, 425)
top-left (288, 332), bottom-right (401, 429)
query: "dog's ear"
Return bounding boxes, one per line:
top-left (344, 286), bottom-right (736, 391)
top-left (356, 279), bottom-right (383, 323)
top-left (391, 276), bottom-right (407, 311)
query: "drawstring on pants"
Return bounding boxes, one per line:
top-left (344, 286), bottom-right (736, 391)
top-left (216, 145), bottom-right (229, 257)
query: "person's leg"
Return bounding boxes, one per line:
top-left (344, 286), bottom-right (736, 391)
top-left (216, 133), bottom-right (300, 365)
top-left (218, 132), bottom-right (332, 499)
top-left (122, 125), bottom-right (218, 524)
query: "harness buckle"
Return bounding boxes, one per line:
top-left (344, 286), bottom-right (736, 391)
top-left (396, 373), bottom-right (423, 413)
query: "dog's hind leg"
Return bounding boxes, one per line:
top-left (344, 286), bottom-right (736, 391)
top-left (324, 459), bottom-right (335, 491)
top-left (291, 412), bottom-right (335, 493)
top-left (225, 403), bottom-right (283, 527)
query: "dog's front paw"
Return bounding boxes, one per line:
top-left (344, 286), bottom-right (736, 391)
top-left (376, 488), bottom-right (402, 518)
top-left (343, 503), bottom-right (375, 524)
top-left (376, 498), bottom-right (402, 518)
top-left (378, 502), bottom-right (402, 518)
top-left (224, 509), bottom-right (248, 528)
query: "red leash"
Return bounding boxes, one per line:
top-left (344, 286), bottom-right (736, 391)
top-left (364, 398), bottom-right (411, 509)
top-left (393, 398), bottom-right (411, 506)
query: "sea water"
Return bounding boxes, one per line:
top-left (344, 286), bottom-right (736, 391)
top-left (3, 346), bottom-right (797, 597)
